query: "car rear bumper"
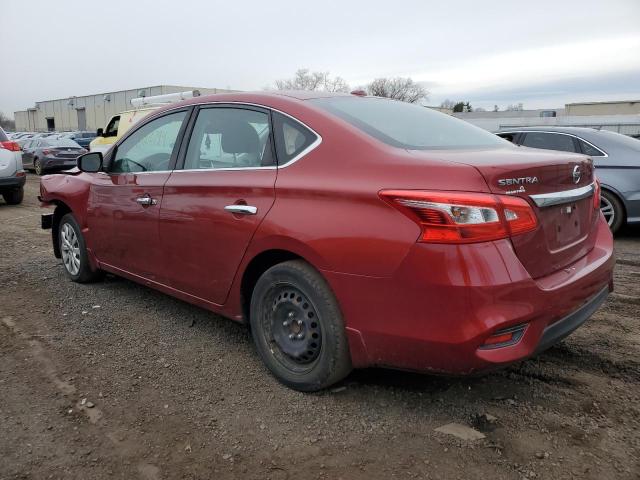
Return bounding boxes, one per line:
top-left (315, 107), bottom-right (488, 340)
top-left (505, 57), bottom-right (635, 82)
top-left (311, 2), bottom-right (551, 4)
top-left (323, 215), bottom-right (615, 373)
top-left (0, 175), bottom-right (26, 189)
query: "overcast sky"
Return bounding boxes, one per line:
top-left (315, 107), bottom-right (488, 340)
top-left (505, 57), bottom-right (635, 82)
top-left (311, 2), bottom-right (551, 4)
top-left (1, 0), bottom-right (639, 117)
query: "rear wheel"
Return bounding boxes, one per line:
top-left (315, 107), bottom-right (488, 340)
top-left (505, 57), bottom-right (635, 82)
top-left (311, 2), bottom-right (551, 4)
top-left (249, 260), bottom-right (352, 391)
top-left (34, 158), bottom-right (44, 176)
top-left (600, 190), bottom-right (624, 234)
top-left (58, 213), bottom-right (102, 283)
top-left (2, 187), bottom-right (24, 205)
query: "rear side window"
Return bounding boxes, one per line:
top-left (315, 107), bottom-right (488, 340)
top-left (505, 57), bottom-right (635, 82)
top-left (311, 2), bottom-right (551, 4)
top-left (310, 97), bottom-right (506, 150)
top-left (521, 132), bottom-right (576, 153)
top-left (0, 127), bottom-right (8, 142)
top-left (578, 139), bottom-right (605, 156)
top-left (272, 112), bottom-right (318, 164)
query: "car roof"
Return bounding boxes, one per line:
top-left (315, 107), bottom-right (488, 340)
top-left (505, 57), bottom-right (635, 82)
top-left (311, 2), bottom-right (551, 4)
top-left (497, 126), bottom-right (640, 153)
top-left (496, 126), bottom-right (604, 135)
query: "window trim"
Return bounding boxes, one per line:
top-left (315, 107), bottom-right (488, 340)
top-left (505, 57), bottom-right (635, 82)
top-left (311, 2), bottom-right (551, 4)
top-left (498, 130), bottom-right (608, 157)
top-left (149, 101), bottom-right (322, 172)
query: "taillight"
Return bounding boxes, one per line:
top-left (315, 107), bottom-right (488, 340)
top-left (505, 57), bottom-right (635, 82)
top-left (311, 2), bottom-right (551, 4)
top-left (380, 190), bottom-right (538, 243)
top-left (593, 178), bottom-right (601, 210)
top-left (0, 141), bottom-right (21, 151)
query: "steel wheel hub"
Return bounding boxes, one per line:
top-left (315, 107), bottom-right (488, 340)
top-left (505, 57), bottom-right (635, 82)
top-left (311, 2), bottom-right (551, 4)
top-left (270, 287), bottom-right (321, 364)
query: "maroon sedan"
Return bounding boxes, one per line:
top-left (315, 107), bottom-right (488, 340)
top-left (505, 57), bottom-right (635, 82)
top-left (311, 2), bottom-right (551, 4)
top-left (39, 91), bottom-right (614, 391)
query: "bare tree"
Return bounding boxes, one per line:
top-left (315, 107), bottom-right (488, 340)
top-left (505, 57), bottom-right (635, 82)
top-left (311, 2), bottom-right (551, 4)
top-left (0, 111), bottom-right (15, 131)
top-left (440, 99), bottom-right (456, 110)
top-left (505, 103), bottom-right (524, 111)
top-left (274, 69), bottom-right (350, 93)
top-left (366, 77), bottom-right (428, 103)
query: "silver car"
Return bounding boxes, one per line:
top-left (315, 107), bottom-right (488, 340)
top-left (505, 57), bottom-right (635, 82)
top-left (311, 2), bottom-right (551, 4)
top-left (496, 126), bottom-right (640, 233)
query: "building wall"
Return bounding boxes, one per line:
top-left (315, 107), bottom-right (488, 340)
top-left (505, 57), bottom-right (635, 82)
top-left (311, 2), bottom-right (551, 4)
top-left (14, 85), bottom-right (234, 132)
top-left (453, 112), bottom-right (640, 137)
top-left (566, 101), bottom-right (640, 116)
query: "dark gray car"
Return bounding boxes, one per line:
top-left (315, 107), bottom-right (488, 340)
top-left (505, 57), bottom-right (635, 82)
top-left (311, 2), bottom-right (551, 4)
top-left (496, 126), bottom-right (640, 233)
top-left (21, 138), bottom-right (86, 175)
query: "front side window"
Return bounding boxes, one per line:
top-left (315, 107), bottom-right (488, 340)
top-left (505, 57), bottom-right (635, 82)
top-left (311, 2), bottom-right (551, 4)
top-left (183, 107), bottom-right (272, 170)
top-left (104, 116), bottom-right (120, 137)
top-left (310, 96), bottom-right (507, 150)
top-left (521, 132), bottom-right (576, 153)
top-left (110, 111), bottom-right (187, 173)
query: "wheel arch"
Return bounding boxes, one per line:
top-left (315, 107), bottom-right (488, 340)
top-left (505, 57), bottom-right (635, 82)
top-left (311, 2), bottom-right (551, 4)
top-left (51, 200), bottom-right (73, 258)
top-left (239, 249), bottom-right (306, 324)
top-left (600, 184), bottom-right (627, 219)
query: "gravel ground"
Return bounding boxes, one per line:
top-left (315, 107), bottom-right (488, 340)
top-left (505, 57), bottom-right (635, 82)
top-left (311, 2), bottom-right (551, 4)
top-left (1, 174), bottom-right (639, 480)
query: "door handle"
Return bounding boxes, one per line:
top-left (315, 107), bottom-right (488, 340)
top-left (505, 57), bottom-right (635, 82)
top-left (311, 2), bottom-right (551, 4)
top-left (224, 205), bottom-right (257, 215)
top-left (136, 195), bottom-right (157, 206)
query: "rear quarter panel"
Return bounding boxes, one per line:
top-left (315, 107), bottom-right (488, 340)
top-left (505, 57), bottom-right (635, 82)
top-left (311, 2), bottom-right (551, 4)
top-left (594, 157), bottom-right (640, 223)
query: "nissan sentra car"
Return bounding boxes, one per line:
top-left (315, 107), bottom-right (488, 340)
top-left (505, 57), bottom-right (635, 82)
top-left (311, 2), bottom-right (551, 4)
top-left (39, 91), bottom-right (614, 391)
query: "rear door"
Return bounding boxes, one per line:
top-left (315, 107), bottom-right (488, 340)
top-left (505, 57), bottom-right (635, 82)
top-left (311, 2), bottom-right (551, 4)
top-left (159, 105), bottom-right (277, 305)
top-left (22, 140), bottom-right (37, 169)
top-left (86, 110), bottom-right (189, 283)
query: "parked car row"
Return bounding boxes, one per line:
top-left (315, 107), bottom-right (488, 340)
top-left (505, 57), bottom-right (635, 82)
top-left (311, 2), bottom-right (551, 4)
top-left (9, 130), bottom-right (96, 149)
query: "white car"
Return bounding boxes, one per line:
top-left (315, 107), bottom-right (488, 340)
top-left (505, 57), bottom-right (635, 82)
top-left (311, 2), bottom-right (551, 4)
top-left (0, 127), bottom-right (26, 204)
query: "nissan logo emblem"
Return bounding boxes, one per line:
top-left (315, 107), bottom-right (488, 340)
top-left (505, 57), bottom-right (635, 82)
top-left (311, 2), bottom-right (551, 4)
top-left (572, 165), bottom-right (581, 184)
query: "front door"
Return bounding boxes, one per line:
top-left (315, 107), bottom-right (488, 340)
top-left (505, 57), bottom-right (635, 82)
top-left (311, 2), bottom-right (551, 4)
top-left (86, 110), bottom-right (189, 283)
top-left (160, 105), bottom-right (277, 305)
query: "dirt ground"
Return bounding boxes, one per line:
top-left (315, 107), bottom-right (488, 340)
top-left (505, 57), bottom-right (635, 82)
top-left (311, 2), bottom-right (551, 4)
top-left (1, 174), bottom-right (638, 480)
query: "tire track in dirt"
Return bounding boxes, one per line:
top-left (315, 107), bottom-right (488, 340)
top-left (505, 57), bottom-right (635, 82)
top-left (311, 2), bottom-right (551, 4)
top-left (1, 315), bottom-right (162, 480)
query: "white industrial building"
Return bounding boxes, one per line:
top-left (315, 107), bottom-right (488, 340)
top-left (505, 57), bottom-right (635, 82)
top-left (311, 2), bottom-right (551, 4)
top-left (14, 85), bottom-right (235, 132)
top-left (451, 100), bottom-right (640, 137)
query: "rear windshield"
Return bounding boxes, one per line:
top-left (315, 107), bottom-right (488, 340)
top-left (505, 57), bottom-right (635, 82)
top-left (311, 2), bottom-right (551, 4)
top-left (310, 97), bottom-right (507, 150)
top-left (43, 139), bottom-right (82, 148)
top-left (0, 127), bottom-right (8, 142)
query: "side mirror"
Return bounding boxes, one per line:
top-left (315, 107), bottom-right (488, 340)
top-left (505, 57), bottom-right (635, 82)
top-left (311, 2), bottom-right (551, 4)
top-left (77, 152), bottom-right (103, 173)
top-left (96, 128), bottom-right (104, 137)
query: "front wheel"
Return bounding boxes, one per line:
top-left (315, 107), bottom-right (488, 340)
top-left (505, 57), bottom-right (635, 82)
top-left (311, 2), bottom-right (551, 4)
top-left (250, 260), bottom-right (352, 391)
top-left (2, 187), bottom-right (24, 205)
top-left (58, 213), bottom-right (103, 283)
top-left (600, 190), bottom-right (624, 234)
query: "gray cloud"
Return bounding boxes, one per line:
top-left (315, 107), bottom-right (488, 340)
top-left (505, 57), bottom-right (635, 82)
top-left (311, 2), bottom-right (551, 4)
top-left (1, 0), bottom-right (639, 117)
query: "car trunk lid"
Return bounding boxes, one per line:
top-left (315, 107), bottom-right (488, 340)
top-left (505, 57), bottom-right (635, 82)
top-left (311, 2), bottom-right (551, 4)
top-left (409, 146), bottom-right (599, 278)
top-left (50, 147), bottom-right (84, 159)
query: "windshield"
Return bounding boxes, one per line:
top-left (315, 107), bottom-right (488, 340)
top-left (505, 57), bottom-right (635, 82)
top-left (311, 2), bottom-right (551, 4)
top-left (310, 97), bottom-right (508, 150)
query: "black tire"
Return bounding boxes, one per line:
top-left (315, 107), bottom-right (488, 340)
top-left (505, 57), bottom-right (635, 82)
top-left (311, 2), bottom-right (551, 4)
top-left (600, 190), bottom-right (624, 234)
top-left (34, 158), bottom-right (44, 176)
top-left (2, 187), bottom-right (24, 205)
top-left (249, 260), bottom-right (352, 391)
top-left (58, 213), bottom-right (103, 283)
